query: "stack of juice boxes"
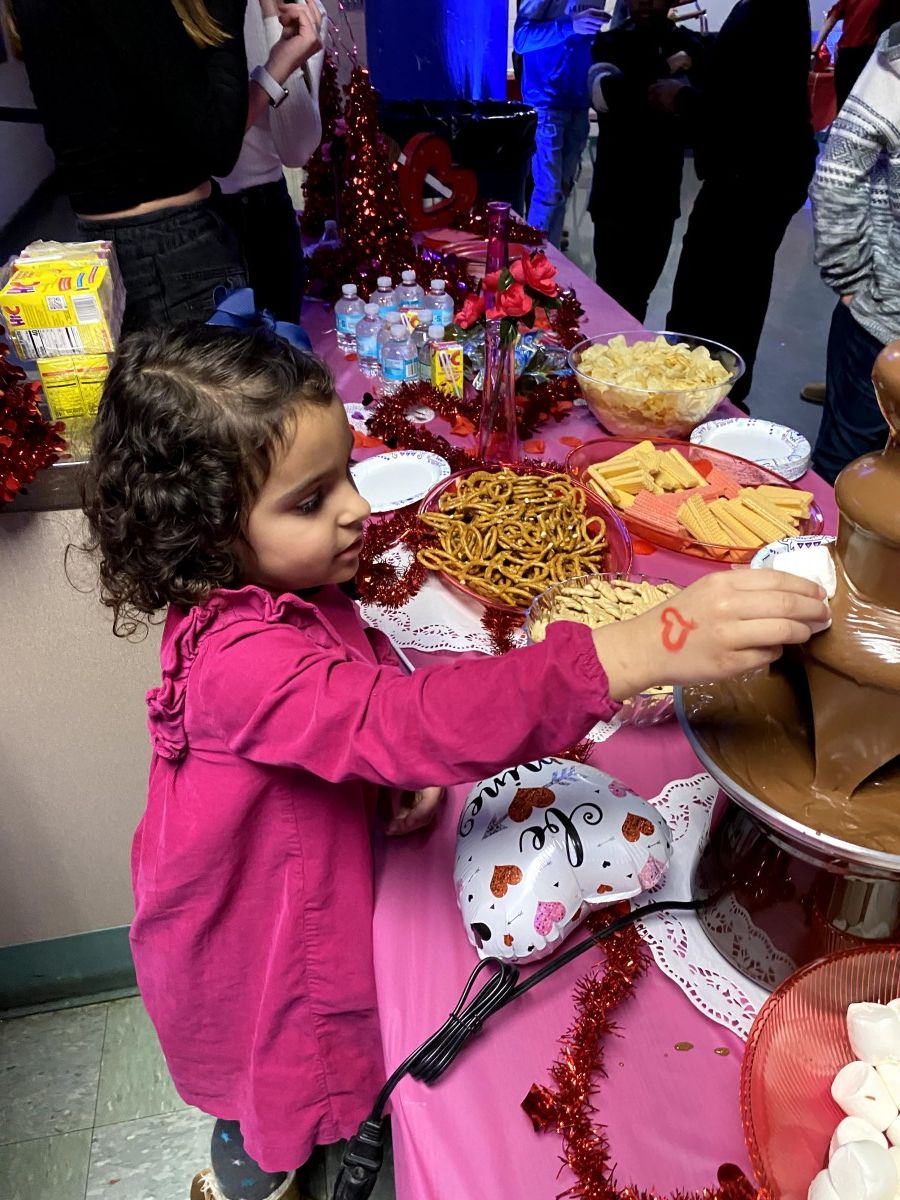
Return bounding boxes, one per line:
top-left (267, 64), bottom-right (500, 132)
top-left (0, 240), bottom-right (125, 457)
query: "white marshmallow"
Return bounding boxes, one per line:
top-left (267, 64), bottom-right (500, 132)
top-left (828, 1142), bottom-right (898, 1200)
top-left (831, 1117), bottom-right (890, 1158)
top-left (833, 1062), bottom-right (900, 1130)
top-left (888, 999), bottom-right (900, 1022)
top-left (848, 1005), bottom-right (900, 1065)
top-left (887, 1116), bottom-right (900, 1147)
top-left (878, 1064), bottom-right (900, 1110)
top-left (889, 1143), bottom-right (900, 1178)
top-left (763, 545), bottom-right (836, 632)
top-left (810, 1169), bottom-right (842, 1200)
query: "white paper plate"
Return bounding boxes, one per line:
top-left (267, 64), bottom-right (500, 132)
top-left (690, 418), bottom-right (811, 481)
top-left (351, 450), bottom-right (451, 514)
top-left (750, 534), bottom-right (836, 570)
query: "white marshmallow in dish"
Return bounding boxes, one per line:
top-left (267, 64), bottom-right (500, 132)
top-left (889, 1144), bottom-right (900, 1176)
top-left (848, 1004), bottom-right (900, 1065)
top-left (828, 1142), bottom-right (898, 1200)
top-left (888, 999), bottom-right (900, 1020)
top-left (831, 1117), bottom-right (890, 1158)
top-left (886, 1116), bottom-right (900, 1146)
top-left (809, 1170), bottom-right (842, 1200)
top-left (876, 1063), bottom-right (900, 1109)
top-left (832, 1062), bottom-right (899, 1130)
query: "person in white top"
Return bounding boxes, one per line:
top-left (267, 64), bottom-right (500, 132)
top-left (216, 0), bottom-right (328, 322)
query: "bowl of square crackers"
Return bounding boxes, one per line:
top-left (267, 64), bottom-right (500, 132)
top-left (525, 572), bottom-right (681, 727)
top-left (569, 331), bottom-right (744, 439)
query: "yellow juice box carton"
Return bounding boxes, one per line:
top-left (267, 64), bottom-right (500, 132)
top-left (37, 354), bottom-right (110, 421)
top-left (0, 260), bottom-right (119, 359)
top-left (431, 340), bottom-right (464, 398)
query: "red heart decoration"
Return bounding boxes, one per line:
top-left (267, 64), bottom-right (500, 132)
top-left (397, 133), bottom-right (479, 231)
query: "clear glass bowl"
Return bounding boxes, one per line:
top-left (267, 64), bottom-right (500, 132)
top-left (741, 946), bottom-right (900, 1200)
top-left (524, 572), bottom-right (678, 727)
top-left (568, 330), bottom-right (745, 439)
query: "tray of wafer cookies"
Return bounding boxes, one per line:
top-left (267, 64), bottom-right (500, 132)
top-left (566, 438), bottom-right (824, 564)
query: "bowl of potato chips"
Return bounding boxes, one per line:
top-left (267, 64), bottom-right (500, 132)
top-left (525, 572), bottom-right (681, 727)
top-left (569, 331), bottom-right (744, 439)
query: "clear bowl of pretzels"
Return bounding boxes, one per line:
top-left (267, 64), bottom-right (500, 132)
top-left (416, 465), bottom-right (632, 615)
top-left (525, 572), bottom-right (682, 727)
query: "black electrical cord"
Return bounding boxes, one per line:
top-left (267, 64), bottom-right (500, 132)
top-left (332, 896), bottom-right (705, 1200)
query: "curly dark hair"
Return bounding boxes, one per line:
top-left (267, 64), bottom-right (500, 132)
top-left (82, 324), bottom-right (335, 637)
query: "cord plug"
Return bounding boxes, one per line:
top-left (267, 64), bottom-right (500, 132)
top-left (331, 1118), bottom-right (384, 1200)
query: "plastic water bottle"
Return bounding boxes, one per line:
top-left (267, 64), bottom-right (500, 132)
top-left (420, 323), bottom-right (445, 381)
top-left (355, 304), bottom-right (381, 377)
top-left (410, 309), bottom-right (433, 357)
top-left (427, 279), bottom-right (455, 326)
top-left (335, 284), bottom-right (365, 354)
top-left (381, 325), bottom-right (418, 395)
top-left (372, 276), bottom-right (398, 316)
top-left (395, 269), bottom-right (425, 313)
top-left (377, 311), bottom-right (404, 365)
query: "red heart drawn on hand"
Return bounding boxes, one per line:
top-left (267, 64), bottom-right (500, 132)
top-left (660, 605), bottom-right (697, 653)
top-left (397, 133), bottom-right (479, 232)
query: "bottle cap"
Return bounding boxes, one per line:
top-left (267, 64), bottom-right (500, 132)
top-left (428, 324), bottom-right (445, 339)
top-left (324, 220), bottom-right (338, 232)
top-left (341, 284), bottom-right (358, 297)
top-left (401, 270), bottom-right (416, 284)
top-left (418, 310), bottom-right (433, 325)
top-left (364, 304), bottom-right (378, 316)
top-left (386, 311), bottom-right (402, 324)
top-left (431, 279), bottom-right (447, 292)
top-left (390, 325), bottom-right (408, 339)
top-left (377, 276), bottom-right (392, 289)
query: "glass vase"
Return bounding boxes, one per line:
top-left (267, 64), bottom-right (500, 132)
top-left (477, 200), bottom-right (520, 464)
top-left (478, 322), bottom-right (520, 464)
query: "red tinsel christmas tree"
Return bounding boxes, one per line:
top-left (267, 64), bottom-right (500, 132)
top-left (301, 51), bottom-right (344, 237)
top-left (0, 339), bottom-right (66, 505)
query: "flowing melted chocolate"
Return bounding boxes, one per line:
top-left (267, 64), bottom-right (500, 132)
top-left (684, 341), bottom-right (900, 855)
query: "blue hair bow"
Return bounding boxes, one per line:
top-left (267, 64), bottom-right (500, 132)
top-left (207, 287), bottom-right (313, 354)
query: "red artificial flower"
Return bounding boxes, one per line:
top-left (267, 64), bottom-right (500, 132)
top-left (515, 251), bottom-right (558, 297)
top-left (455, 293), bottom-right (485, 329)
top-left (487, 282), bottom-right (533, 320)
top-left (533, 305), bottom-right (551, 330)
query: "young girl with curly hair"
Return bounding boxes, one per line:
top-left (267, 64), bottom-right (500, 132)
top-left (84, 324), bottom-right (827, 1200)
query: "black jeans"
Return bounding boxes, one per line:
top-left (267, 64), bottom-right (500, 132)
top-left (77, 199), bottom-right (246, 335)
top-left (590, 160), bottom-right (683, 323)
top-left (812, 300), bottom-right (889, 484)
top-left (667, 173), bottom-right (810, 406)
top-left (215, 177), bottom-right (306, 324)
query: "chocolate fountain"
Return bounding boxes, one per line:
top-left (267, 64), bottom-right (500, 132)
top-left (677, 342), bottom-right (900, 990)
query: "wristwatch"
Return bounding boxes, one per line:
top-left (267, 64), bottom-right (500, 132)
top-left (250, 64), bottom-right (289, 108)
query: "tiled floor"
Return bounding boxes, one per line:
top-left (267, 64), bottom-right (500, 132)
top-left (0, 997), bottom-right (395, 1200)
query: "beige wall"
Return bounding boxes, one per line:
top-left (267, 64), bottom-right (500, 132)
top-left (0, 509), bottom-right (161, 946)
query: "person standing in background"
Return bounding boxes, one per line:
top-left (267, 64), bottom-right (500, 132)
top-left (809, 26), bottom-right (900, 482)
top-left (812, 0), bottom-right (900, 108)
top-left (660, 0), bottom-right (817, 410)
top-left (514, 0), bottom-right (609, 248)
top-left (6, 0), bottom-right (322, 333)
top-left (215, 0), bottom-right (327, 323)
top-left (588, 0), bottom-right (705, 321)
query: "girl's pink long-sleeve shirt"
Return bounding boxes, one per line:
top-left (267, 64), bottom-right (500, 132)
top-left (132, 584), bottom-right (618, 1171)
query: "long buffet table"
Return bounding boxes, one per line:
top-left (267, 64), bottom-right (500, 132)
top-left (304, 248), bottom-right (836, 1199)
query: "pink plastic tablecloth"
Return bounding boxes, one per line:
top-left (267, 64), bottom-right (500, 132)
top-left (302, 248), bottom-right (836, 1199)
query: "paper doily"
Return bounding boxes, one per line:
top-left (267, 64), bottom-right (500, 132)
top-left (638, 774), bottom-right (771, 1040)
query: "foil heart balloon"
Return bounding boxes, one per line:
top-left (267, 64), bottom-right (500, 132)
top-left (454, 757), bottom-right (672, 963)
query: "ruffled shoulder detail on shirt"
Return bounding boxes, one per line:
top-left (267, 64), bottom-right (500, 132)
top-left (146, 586), bottom-right (343, 760)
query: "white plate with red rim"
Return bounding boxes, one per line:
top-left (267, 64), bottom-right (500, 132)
top-left (351, 450), bottom-right (451, 514)
top-left (690, 418), bottom-right (811, 482)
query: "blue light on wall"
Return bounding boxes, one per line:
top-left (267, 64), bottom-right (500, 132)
top-left (367, 0), bottom-right (507, 103)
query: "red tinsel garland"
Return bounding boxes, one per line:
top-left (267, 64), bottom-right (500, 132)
top-left (454, 202), bottom-right (546, 247)
top-left (0, 342), bottom-right (66, 504)
top-left (523, 915), bottom-right (766, 1200)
